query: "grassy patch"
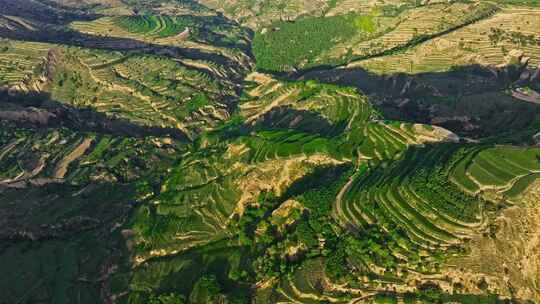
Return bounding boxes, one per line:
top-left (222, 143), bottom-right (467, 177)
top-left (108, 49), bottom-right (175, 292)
top-left (354, 15), bottom-right (375, 33)
top-left (504, 173), bottom-right (540, 199)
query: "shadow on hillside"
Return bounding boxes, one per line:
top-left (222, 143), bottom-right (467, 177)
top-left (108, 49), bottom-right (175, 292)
top-left (0, 26), bottom-right (246, 78)
top-left (296, 63), bottom-right (540, 141)
top-left (0, 90), bottom-right (190, 141)
top-left (252, 106), bottom-right (345, 136)
top-left (0, 0), bottom-right (253, 75)
top-left (0, 182), bottom-right (134, 304)
top-left (0, 0), bottom-right (100, 25)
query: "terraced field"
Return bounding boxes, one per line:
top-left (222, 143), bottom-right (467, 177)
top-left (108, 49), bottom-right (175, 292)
top-left (239, 74), bottom-right (459, 162)
top-left (120, 75), bottom-right (492, 303)
top-left (200, 0), bottom-right (452, 29)
top-left (323, 2), bottom-right (499, 67)
top-left (248, 1), bottom-right (540, 74)
top-left (198, 0), bottom-right (329, 28)
top-left (268, 258), bottom-right (361, 303)
top-left (452, 146), bottom-right (540, 197)
top-left (71, 16), bottom-right (189, 42)
top-left (0, 39), bottom-right (51, 88)
top-left (0, 119), bottom-right (181, 303)
top-left (0, 38), bottom-right (243, 139)
top-left (327, 143), bottom-right (539, 297)
top-left (2, 0), bottom-right (540, 303)
top-left (128, 79), bottom-right (376, 262)
top-left (0, 122), bottom-right (178, 187)
top-left (116, 15), bottom-right (190, 37)
top-left (70, 13), bottom-right (251, 56)
top-left (341, 146), bottom-right (482, 240)
top-left (354, 7), bottom-right (540, 74)
top-left (251, 1), bottom-right (501, 72)
top-left (54, 47), bottom-right (228, 135)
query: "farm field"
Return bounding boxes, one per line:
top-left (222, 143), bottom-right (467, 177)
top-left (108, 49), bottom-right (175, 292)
top-left (451, 146), bottom-right (540, 195)
top-left (1, 0), bottom-right (540, 303)
top-left (353, 7), bottom-right (540, 74)
top-left (0, 39), bottom-right (51, 88)
top-left (0, 36), bottom-right (245, 138)
top-left (69, 13), bottom-right (251, 56)
top-left (330, 2), bottom-right (499, 68)
top-left (199, 0), bottom-right (453, 29)
top-left (252, 1), bottom-right (501, 72)
top-left (52, 46), bottom-right (229, 136)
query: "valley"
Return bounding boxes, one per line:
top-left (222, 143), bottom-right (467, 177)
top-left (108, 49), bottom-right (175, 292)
top-left (0, 0), bottom-right (539, 303)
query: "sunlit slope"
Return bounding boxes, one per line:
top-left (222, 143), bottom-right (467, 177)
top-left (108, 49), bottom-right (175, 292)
top-left (70, 13), bottom-right (252, 67)
top-left (198, 0), bottom-right (452, 29)
top-left (0, 39), bottom-right (50, 88)
top-left (265, 144), bottom-right (540, 303)
top-left (239, 73), bottom-right (458, 162)
top-left (251, 1), bottom-right (499, 72)
top-left (338, 144), bottom-right (540, 260)
top-left (353, 6), bottom-right (540, 74)
top-left (248, 1), bottom-right (540, 75)
top-left (0, 39), bottom-right (245, 139)
top-left (122, 76), bottom-right (489, 303)
top-left (451, 146), bottom-right (540, 199)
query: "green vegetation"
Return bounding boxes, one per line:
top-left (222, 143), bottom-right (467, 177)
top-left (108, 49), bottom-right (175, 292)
top-left (237, 165), bottom-right (353, 281)
top-left (504, 173), bottom-right (540, 198)
top-left (186, 93), bottom-right (211, 113)
top-left (452, 146), bottom-right (540, 194)
top-left (252, 14), bottom-right (369, 72)
top-left (46, 46), bottom-right (231, 136)
top-left (238, 130), bottom-right (333, 162)
top-left (489, 28), bottom-right (540, 46)
top-left (3, 1), bottom-right (540, 303)
top-left (353, 15), bottom-right (375, 33)
top-left (115, 15), bottom-right (192, 37)
top-left (0, 182), bottom-right (137, 304)
top-left (337, 146), bottom-right (479, 273)
top-left (127, 240), bottom-right (252, 304)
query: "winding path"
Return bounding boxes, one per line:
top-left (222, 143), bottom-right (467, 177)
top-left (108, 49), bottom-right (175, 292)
top-left (333, 166), bottom-right (359, 227)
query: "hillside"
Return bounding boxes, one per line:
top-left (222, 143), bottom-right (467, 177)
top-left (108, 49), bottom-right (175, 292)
top-left (1, 0), bottom-right (540, 303)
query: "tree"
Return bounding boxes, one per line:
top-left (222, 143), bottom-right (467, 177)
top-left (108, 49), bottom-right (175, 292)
top-left (148, 293), bottom-right (186, 304)
top-left (189, 275), bottom-right (222, 303)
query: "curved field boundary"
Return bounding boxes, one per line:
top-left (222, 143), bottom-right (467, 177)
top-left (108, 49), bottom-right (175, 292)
top-left (294, 3), bottom-right (500, 78)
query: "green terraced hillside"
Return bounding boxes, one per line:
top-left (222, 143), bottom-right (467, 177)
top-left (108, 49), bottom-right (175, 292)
top-left (1, 0), bottom-right (540, 303)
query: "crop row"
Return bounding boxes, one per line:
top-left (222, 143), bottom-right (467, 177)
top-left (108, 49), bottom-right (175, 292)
top-left (50, 46), bottom-right (231, 136)
top-left (339, 146), bottom-right (483, 258)
top-left (451, 146), bottom-right (540, 196)
top-left (115, 15), bottom-right (189, 38)
top-left (358, 7), bottom-right (540, 74)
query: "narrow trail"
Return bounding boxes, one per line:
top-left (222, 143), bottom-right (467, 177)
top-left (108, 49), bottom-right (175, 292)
top-left (333, 165), bottom-right (359, 227)
top-left (54, 137), bottom-right (93, 179)
top-left (243, 89), bottom-right (299, 124)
